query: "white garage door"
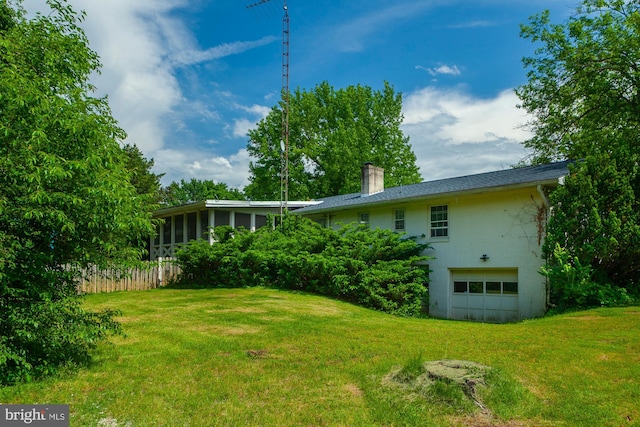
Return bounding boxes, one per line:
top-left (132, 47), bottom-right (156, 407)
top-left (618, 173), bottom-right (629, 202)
top-left (451, 269), bottom-right (519, 322)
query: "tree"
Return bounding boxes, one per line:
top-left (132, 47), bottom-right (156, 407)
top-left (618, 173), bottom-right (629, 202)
top-left (0, 0), bottom-right (155, 383)
top-left (517, 0), bottom-right (640, 163)
top-left (161, 179), bottom-right (245, 206)
top-left (543, 155), bottom-right (640, 305)
top-left (245, 81), bottom-right (422, 200)
top-left (122, 143), bottom-right (164, 201)
top-left (517, 0), bottom-right (640, 307)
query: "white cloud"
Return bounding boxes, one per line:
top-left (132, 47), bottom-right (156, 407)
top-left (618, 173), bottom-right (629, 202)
top-left (239, 104), bottom-right (272, 117)
top-left (401, 87), bottom-right (533, 181)
top-left (232, 119), bottom-right (256, 139)
top-left (416, 64), bottom-right (462, 77)
top-left (171, 36), bottom-right (278, 66)
top-left (56, 0), bottom-right (187, 154)
top-left (19, 0), bottom-right (274, 190)
top-left (232, 104), bottom-right (272, 138)
top-left (154, 148), bottom-right (251, 189)
top-left (447, 20), bottom-right (495, 29)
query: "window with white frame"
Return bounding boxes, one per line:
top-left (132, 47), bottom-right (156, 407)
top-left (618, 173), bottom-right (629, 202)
top-left (394, 209), bottom-right (405, 231)
top-left (430, 205), bottom-right (448, 237)
top-left (359, 212), bottom-right (370, 227)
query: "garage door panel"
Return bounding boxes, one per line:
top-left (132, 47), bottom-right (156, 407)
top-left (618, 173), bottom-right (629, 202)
top-left (483, 295), bottom-right (503, 310)
top-left (468, 295), bottom-right (484, 309)
top-left (501, 296), bottom-right (518, 311)
top-left (452, 294), bottom-right (467, 309)
top-left (467, 309), bottom-right (484, 322)
top-left (452, 307), bottom-right (469, 320)
top-left (484, 310), bottom-right (503, 323)
top-left (451, 269), bottom-right (519, 322)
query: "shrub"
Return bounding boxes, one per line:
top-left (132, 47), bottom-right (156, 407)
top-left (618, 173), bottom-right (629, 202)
top-left (175, 216), bottom-right (431, 316)
top-left (543, 155), bottom-right (640, 311)
top-left (542, 244), bottom-right (633, 311)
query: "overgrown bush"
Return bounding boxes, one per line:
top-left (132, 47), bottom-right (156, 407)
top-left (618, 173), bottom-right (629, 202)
top-left (543, 155), bottom-right (640, 311)
top-left (541, 244), bottom-right (632, 311)
top-left (174, 216), bottom-right (431, 316)
top-left (0, 294), bottom-right (122, 384)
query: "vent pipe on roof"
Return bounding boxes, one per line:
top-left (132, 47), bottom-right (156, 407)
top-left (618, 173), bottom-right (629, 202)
top-left (361, 162), bottom-right (384, 196)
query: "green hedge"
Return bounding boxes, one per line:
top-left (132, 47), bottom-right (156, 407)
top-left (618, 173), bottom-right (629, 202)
top-left (174, 217), bottom-right (431, 317)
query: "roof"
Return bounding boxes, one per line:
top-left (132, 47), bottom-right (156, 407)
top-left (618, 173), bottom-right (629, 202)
top-left (154, 199), bottom-right (320, 217)
top-left (295, 161), bottom-right (572, 215)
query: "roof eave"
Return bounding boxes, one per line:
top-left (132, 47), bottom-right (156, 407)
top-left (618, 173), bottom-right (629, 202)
top-left (296, 177), bottom-right (564, 215)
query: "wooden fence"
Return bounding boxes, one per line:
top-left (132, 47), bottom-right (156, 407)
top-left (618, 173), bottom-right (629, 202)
top-left (77, 258), bottom-right (181, 294)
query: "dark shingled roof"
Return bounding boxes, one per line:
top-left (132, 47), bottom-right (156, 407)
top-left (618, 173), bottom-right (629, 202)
top-left (295, 160), bottom-right (572, 214)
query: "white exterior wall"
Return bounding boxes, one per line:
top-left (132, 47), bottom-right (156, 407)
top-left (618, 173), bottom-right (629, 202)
top-left (318, 187), bottom-right (548, 320)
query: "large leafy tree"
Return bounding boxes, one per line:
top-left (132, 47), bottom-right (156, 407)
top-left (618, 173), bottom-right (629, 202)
top-left (0, 0), bottom-right (155, 383)
top-left (517, 0), bottom-right (640, 163)
top-left (517, 0), bottom-right (640, 306)
top-left (245, 81), bottom-right (422, 200)
top-left (122, 143), bottom-right (164, 202)
top-left (161, 179), bottom-right (245, 206)
top-left (543, 155), bottom-right (640, 300)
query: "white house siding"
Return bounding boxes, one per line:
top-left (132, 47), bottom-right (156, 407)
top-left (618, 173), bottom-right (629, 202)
top-left (312, 186), bottom-right (548, 321)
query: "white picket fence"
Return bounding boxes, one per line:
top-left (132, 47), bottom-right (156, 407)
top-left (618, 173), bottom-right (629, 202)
top-left (77, 258), bottom-right (181, 294)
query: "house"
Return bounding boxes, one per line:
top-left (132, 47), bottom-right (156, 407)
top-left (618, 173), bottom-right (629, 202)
top-left (150, 200), bottom-right (319, 260)
top-left (294, 161), bottom-right (571, 322)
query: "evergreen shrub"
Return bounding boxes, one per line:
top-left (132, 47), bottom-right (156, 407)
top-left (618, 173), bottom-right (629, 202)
top-left (175, 216), bottom-right (431, 316)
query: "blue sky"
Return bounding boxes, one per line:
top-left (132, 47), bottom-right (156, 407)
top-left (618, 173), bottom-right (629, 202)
top-left (25, 0), bottom-right (577, 190)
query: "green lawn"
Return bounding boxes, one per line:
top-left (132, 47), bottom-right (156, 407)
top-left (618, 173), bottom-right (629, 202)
top-left (1, 288), bottom-right (639, 426)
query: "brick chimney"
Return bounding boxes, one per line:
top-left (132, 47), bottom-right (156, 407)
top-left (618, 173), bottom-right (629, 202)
top-left (361, 163), bottom-right (384, 196)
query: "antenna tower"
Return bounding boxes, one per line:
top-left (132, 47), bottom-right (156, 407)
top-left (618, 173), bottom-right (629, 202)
top-left (247, 0), bottom-right (290, 216)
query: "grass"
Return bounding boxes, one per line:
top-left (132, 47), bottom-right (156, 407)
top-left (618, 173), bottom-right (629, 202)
top-left (1, 287), bottom-right (639, 426)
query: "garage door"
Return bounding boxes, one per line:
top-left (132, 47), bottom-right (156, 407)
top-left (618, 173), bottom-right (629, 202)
top-left (451, 269), bottom-right (518, 322)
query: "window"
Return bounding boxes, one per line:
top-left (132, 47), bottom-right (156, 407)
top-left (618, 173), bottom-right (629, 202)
top-left (154, 223), bottom-right (160, 245)
top-left (486, 281), bottom-right (501, 294)
top-left (453, 279), bottom-right (518, 295)
top-left (235, 212), bottom-right (251, 229)
top-left (255, 214), bottom-right (267, 229)
top-left (200, 210), bottom-right (209, 237)
top-left (430, 205), bottom-right (448, 237)
top-left (394, 209), bottom-right (405, 231)
top-left (454, 281), bottom-right (467, 293)
top-left (503, 282), bottom-right (518, 295)
top-left (214, 210), bottom-right (230, 227)
top-left (359, 212), bottom-right (370, 227)
top-left (174, 214), bottom-right (184, 243)
top-left (163, 217), bottom-right (172, 244)
top-left (469, 281), bottom-right (483, 293)
top-left (187, 212), bottom-right (197, 241)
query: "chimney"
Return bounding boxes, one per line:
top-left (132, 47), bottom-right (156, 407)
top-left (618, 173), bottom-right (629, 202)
top-left (361, 163), bottom-right (384, 196)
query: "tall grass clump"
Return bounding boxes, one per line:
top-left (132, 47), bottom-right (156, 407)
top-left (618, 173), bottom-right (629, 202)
top-left (174, 216), bottom-right (430, 316)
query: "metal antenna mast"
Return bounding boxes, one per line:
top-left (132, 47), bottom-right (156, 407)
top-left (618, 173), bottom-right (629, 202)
top-left (247, 0), bottom-right (290, 216)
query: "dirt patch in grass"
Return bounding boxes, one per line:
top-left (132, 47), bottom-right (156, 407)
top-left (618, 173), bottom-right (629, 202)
top-left (188, 324), bottom-right (262, 335)
top-left (246, 349), bottom-right (269, 359)
top-left (214, 307), bottom-right (268, 314)
top-left (344, 383), bottom-right (363, 397)
top-left (117, 314), bottom-right (165, 324)
top-left (448, 413), bottom-right (544, 427)
top-left (285, 302), bottom-right (348, 316)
